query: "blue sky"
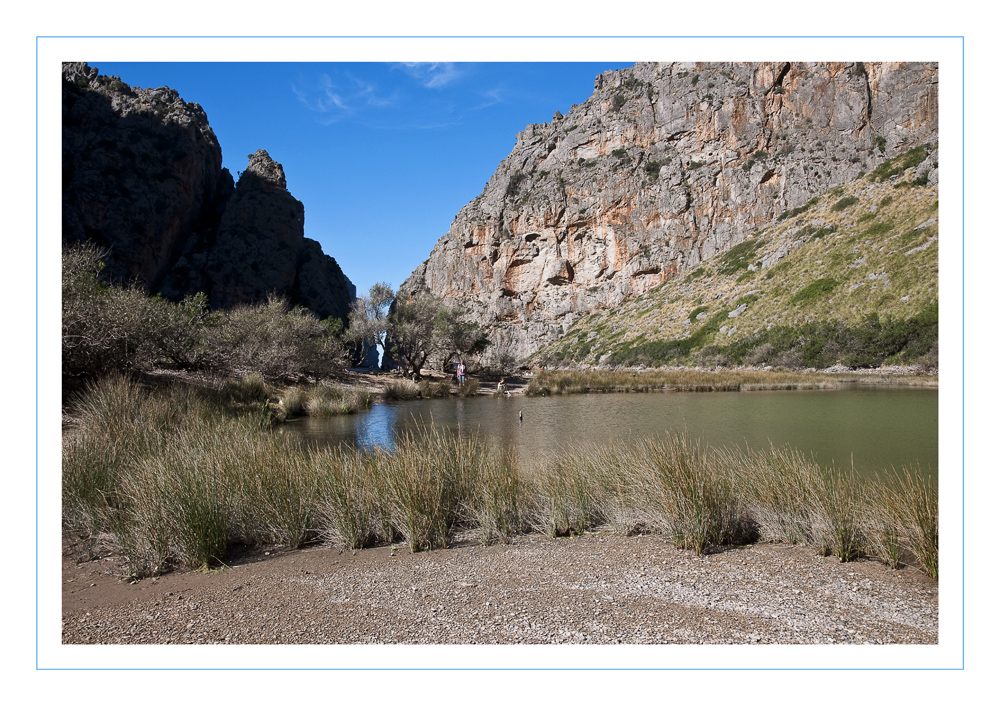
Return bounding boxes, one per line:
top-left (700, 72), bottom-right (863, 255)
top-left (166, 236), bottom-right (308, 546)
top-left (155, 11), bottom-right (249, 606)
top-left (93, 61), bottom-right (633, 298)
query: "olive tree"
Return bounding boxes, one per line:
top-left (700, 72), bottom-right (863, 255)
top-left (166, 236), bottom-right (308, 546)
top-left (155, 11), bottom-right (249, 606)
top-left (385, 292), bottom-right (488, 380)
top-left (434, 302), bottom-right (489, 372)
top-left (346, 282), bottom-right (394, 367)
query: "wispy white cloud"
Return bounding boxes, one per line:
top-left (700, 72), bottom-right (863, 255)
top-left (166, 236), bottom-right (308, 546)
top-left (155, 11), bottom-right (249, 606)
top-left (472, 85), bottom-right (506, 110)
top-left (394, 62), bottom-right (462, 89)
top-left (292, 72), bottom-right (395, 121)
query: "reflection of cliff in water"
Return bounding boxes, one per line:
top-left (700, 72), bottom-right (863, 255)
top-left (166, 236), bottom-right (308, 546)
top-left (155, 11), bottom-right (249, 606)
top-left (288, 388), bottom-right (938, 478)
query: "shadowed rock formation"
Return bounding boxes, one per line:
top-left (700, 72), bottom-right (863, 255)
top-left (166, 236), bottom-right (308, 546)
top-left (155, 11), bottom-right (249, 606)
top-left (62, 63), bottom-right (353, 322)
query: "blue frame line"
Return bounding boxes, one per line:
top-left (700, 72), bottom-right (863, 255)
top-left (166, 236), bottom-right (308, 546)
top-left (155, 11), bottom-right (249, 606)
top-left (37, 34), bottom-right (963, 672)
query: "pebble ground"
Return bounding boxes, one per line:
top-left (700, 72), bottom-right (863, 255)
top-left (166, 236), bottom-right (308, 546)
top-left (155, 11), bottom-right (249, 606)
top-left (62, 532), bottom-right (937, 645)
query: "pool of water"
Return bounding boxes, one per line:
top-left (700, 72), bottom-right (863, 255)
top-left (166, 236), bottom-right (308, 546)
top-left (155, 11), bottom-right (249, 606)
top-left (282, 387), bottom-right (938, 478)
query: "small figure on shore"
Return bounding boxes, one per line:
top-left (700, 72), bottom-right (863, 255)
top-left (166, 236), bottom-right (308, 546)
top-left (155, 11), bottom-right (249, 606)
top-left (497, 377), bottom-right (509, 396)
top-left (457, 360), bottom-right (466, 384)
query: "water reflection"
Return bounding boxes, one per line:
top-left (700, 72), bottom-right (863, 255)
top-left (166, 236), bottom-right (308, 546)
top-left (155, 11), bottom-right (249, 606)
top-left (289, 388), bottom-right (938, 478)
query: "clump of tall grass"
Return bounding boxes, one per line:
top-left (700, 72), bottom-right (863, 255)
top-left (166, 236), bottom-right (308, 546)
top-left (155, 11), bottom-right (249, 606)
top-left (864, 469), bottom-right (938, 578)
top-left (532, 452), bottom-right (603, 537)
top-left (418, 380), bottom-right (452, 398)
top-left (634, 435), bottom-right (757, 552)
top-left (810, 471), bottom-right (864, 562)
top-left (370, 426), bottom-right (519, 551)
top-left (313, 447), bottom-right (378, 549)
top-left (277, 383), bottom-right (372, 418)
top-left (217, 373), bottom-right (271, 405)
top-left (279, 386), bottom-right (308, 417)
top-left (382, 378), bottom-right (420, 400)
top-left (719, 444), bottom-right (820, 545)
top-left (304, 384), bottom-right (372, 417)
top-left (457, 377), bottom-right (480, 397)
top-left (468, 448), bottom-right (524, 544)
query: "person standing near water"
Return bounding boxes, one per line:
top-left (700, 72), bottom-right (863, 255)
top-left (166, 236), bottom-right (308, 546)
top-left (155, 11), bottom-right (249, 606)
top-left (457, 360), bottom-right (466, 384)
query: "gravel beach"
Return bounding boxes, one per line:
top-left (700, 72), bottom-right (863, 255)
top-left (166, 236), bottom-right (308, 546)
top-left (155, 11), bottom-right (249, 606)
top-left (62, 532), bottom-right (937, 645)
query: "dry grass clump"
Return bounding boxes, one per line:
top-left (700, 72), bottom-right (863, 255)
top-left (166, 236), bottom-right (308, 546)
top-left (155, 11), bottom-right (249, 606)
top-left (417, 380), bottom-right (452, 398)
top-left (382, 379), bottom-right (420, 400)
top-left (63, 375), bottom-right (938, 578)
top-left (457, 377), bottom-right (480, 397)
top-left (383, 378), bottom-right (463, 400)
top-left (304, 384), bottom-right (373, 417)
top-left (277, 382), bottom-right (372, 418)
top-left (863, 469), bottom-right (938, 579)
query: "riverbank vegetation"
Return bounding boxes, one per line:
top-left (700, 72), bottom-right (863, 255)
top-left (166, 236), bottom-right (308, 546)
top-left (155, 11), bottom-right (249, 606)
top-left (64, 375), bottom-right (937, 580)
top-left (524, 367), bottom-right (937, 396)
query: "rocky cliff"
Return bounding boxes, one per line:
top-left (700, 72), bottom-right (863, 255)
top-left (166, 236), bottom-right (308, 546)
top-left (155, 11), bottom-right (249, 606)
top-left (401, 62), bottom-right (938, 360)
top-left (62, 62), bottom-right (354, 321)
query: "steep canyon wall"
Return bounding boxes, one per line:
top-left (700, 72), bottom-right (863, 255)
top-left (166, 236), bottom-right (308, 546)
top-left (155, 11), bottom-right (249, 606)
top-left (401, 61), bottom-right (938, 360)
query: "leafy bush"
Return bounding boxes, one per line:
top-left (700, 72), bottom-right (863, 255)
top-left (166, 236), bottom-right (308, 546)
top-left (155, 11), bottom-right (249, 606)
top-left (199, 295), bottom-right (346, 381)
top-left (63, 244), bottom-right (214, 379)
top-left (688, 305), bottom-right (709, 323)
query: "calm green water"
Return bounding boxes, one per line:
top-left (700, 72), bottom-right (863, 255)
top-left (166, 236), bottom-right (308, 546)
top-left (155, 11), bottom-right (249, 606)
top-left (283, 388), bottom-right (937, 478)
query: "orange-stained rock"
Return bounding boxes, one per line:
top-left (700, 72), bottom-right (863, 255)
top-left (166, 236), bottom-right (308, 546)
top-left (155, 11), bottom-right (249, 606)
top-left (402, 61), bottom-right (938, 360)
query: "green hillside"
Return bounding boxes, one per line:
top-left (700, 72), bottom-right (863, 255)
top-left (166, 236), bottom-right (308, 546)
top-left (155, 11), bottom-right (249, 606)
top-left (532, 147), bottom-right (939, 371)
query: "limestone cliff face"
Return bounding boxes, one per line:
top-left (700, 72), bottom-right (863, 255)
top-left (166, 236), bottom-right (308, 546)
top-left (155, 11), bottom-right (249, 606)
top-left (401, 62), bottom-right (938, 359)
top-left (62, 63), bottom-right (353, 322)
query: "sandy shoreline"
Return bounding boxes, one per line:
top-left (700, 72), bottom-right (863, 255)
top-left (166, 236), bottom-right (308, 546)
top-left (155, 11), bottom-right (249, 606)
top-left (62, 532), bottom-right (937, 645)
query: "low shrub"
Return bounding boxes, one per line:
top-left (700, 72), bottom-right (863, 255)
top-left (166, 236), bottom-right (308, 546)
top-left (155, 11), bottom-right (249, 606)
top-left (63, 245), bottom-right (349, 384)
top-left (831, 195), bottom-right (859, 212)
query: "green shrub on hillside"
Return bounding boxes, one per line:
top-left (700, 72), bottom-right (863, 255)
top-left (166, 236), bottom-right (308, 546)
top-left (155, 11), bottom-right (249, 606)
top-left (645, 160), bottom-right (664, 179)
top-left (777, 197), bottom-right (819, 222)
top-left (600, 301), bottom-right (937, 371)
top-left (505, 171), bottom-right (527, 197)
top-left (717, 238), bottom-right (763, 276)
top-left (688, 306), bottom-right (709, 323)
top-left (606, 311), bottom-right (728, 367)
top-left (831, 196), bottom-right (859, 212)
top-left (869, 146), bottom-right (928, 183)
top-left (790, 277), bottom-right (840, 305)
